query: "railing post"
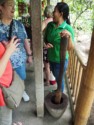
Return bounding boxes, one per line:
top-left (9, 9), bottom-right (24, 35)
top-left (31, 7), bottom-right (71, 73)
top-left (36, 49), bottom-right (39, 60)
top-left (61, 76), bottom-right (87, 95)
top-left (74, 28), bottom-right (94, 125)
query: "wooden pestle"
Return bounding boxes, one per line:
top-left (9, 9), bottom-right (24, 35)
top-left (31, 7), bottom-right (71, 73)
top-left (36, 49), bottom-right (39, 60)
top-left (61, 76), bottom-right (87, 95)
top-left (54, 36), bottom-right (68, 104)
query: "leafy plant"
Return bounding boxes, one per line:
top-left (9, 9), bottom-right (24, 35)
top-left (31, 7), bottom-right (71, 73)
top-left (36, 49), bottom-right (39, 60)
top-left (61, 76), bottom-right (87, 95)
top-left (66, 0), bottom-right (94, 34)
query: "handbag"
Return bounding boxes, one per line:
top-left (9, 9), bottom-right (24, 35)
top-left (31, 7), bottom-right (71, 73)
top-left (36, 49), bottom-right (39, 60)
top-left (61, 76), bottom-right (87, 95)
top-left (0, 71), bottom-right (25, 109)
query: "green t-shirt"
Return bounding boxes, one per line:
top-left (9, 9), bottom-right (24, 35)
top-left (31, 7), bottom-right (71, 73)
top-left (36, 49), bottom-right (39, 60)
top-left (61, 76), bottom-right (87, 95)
top-left (44, 21), bottom-right (74, 63)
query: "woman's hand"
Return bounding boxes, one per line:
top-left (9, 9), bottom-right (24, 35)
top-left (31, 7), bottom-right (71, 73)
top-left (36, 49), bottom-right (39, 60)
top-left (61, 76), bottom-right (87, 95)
top-left (60, 30), bottom-right (70, 38)
top-left (60, 30), bottom-right (74, 51)
top-left (44, 43), bottom-right (53, 49)
top-left (6, 36), bottom-right (20, 55)
top-left (27, 56), bottom-right (32, 64)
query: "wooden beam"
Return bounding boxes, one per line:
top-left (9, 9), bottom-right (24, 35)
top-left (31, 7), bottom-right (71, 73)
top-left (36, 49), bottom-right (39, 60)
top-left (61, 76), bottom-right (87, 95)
top-left (31, 0), bottom-right (44, 117)
top-left (74, 28), bottom-right (94, 125)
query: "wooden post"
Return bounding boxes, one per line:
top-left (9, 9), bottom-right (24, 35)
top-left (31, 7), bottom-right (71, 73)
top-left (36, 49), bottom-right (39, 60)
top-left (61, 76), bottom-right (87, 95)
top-left (31, 0), bottom-right (44, 117)
top-left (74, 28), bottom-right (94, 125)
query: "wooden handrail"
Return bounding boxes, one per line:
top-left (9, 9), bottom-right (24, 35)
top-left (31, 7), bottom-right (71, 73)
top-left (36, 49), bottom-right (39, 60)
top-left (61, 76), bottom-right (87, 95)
top-left (74, 46), bottom-right (88, 67)
top-left (74, 28), bottom-right (94, 125)
top-left (66, 45), bottom-right (88, 117)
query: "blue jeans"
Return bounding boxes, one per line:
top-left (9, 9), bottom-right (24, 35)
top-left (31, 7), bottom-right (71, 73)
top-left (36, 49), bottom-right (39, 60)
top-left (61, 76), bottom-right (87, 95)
top-left (50, 59), bottom-right (68, 92)
top-left (14, 63), bottom-right (26, 80)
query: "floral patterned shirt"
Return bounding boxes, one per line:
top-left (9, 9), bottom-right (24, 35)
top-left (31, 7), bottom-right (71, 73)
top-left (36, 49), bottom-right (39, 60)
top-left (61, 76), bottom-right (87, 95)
top-left (0, 19), bottom-right (27, 69)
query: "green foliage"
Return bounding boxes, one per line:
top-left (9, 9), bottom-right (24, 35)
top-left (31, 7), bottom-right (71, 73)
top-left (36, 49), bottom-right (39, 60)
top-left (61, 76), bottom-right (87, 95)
top-left (66, 0), bottom-right (94, 34)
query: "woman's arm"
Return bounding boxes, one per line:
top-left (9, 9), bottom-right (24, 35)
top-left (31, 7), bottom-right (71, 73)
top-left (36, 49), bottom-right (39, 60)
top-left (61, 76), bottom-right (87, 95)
top-left (67, 37), bottom-right (74, 51)
top-left (0, 37), bottom-right (19, 77)
top-left (42, 20), bottom-right (47, 31)
top-left (21, 22), bottom-right (32, 63)
top-left (24, 39), bottom-right (32, 63)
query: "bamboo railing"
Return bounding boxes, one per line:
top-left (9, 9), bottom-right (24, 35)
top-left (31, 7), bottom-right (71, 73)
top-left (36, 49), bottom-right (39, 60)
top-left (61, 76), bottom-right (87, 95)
top-left (66, 47), bottom-right (87, 117)
top-left (74, 29), bottom-right (94, 125)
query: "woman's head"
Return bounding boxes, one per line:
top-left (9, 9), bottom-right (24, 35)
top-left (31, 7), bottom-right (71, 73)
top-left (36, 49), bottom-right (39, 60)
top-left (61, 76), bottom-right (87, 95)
top-left (53, 2), bottom-right (70, 24)
top-left (0, 0), bottom-right (15, 20)
top-left (44, 5), bottom-right (54, 18)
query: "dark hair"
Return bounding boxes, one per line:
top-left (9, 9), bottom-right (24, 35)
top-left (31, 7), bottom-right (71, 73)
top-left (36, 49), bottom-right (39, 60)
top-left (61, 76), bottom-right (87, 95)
top-left (0, 0), bottom-right (6, 6)
top-left (56, 2), bottom-right (71, 25)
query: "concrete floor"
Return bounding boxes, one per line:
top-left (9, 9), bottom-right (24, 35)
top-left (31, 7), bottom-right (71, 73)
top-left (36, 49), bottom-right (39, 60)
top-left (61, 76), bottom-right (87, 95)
top-left (13, 65), bottom-right (73, 125)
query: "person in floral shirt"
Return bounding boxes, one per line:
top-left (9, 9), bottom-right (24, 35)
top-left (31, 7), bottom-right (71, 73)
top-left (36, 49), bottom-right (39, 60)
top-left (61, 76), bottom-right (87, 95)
top-left (0, 0), bottom-right (32, 102)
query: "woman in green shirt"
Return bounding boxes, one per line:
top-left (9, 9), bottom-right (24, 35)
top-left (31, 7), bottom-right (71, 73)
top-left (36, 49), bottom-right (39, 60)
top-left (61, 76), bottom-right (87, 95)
top-left (44, 2), bottom-right (74, 92)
